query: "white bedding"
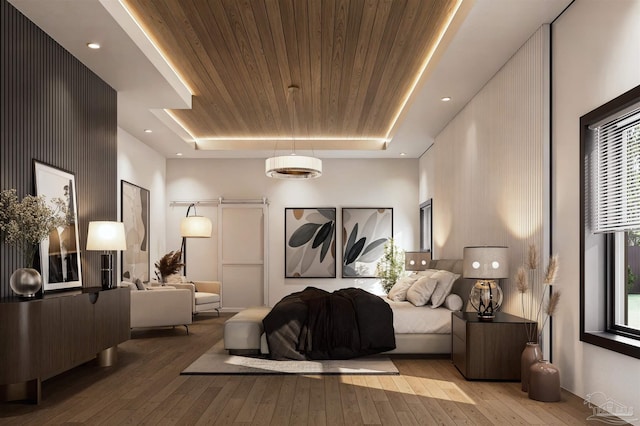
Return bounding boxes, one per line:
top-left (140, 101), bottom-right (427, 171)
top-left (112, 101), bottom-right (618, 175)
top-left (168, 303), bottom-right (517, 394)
top-left (382, 297), bottom-right (453, 334)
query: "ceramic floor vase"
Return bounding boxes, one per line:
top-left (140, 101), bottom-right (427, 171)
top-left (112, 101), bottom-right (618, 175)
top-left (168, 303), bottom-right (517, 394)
top-left (10, 267), bottom-right (42, 297)
top-left (521, 342), bottom-right (542, 392)
top-left (528, 360), bottom-right (561, 402)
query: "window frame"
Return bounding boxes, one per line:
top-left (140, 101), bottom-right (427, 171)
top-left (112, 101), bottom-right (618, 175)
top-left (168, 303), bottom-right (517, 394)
top-left (580, 84), bottom-right (640, 359)
top-left (419, 199), bottom-right (432, 254)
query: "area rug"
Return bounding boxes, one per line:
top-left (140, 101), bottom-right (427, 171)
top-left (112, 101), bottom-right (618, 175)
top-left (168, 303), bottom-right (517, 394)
top-left (181, 341), bottom-right (399, 375)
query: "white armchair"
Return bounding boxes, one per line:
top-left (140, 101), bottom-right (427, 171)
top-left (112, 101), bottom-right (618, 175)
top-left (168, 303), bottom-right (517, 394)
top-left (172, 280), bottom-right (221, 316)
top-left (120, 282), bottom-right (193, 334)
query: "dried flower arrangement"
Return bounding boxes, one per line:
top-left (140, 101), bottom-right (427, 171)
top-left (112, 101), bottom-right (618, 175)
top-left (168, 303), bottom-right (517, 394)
top-left (154, 250), bottom-right (184, 282)
top-left (0, 189), bottom-right (68, 267)
top-left (515, 245), bottom-right (561, 343)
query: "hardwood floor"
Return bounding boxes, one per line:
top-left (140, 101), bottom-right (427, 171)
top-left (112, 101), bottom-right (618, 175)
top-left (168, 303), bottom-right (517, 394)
top-left (0, 314), bottom-right (606, 425)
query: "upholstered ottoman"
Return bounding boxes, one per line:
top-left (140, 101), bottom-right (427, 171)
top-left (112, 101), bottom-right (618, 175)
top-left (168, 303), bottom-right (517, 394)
top-left (224, 306), bottom-right (272, 355)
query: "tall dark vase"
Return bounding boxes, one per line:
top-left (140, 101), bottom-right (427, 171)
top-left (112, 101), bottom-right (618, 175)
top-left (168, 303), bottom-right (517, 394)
top-left (528, 360), bottom-right (561, 402)
top-left (521, 342), bottom-right (542, 392)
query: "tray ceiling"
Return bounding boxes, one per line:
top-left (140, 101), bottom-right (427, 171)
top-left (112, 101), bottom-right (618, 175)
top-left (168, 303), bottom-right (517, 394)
top-left (124, 0), bottom-right (460, 151)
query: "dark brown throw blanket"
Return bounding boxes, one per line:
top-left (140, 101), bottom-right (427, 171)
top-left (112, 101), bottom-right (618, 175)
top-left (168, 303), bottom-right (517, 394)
top-left (263, 287), bottom-right (396, 360)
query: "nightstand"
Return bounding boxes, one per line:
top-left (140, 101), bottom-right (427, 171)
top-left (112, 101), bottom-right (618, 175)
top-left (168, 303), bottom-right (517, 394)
top-left (451, 311), bottom-right (536, 380)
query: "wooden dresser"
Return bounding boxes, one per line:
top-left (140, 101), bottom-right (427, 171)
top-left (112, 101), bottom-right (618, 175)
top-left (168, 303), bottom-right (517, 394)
top-left (0, 287), bottom-right (130, 403)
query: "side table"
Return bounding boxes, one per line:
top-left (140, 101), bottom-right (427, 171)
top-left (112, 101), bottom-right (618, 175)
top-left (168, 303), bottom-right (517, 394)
top-left (451, 311), bottom-right (536, 380)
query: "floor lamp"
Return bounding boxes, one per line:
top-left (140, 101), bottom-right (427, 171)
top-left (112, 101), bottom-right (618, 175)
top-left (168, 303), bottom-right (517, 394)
top-left (180, 203), bottom-right (212, 277)
top-left (86, 221), bottom-right (127, 289)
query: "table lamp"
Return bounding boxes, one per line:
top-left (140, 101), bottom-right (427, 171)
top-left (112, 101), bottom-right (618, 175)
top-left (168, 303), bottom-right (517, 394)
top-left (86, 221), bottom-right (127, 290)
top-left (405, 251), bottom-right (431, 271)
top-left (463, 246), bottom-right (509, 320)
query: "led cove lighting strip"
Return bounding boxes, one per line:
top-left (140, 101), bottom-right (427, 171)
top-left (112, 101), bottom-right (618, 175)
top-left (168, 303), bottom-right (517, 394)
top-left (198, 137), bottom-right (387, 142)
top-left (164, 109), bottom-right (200, 143)
top-left (119, 0), bottom-right (195, 96)
top-left (384, 0), bottom-right (464, 140)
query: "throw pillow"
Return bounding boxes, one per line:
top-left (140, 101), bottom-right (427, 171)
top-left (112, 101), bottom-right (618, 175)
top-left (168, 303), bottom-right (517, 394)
top-left (416, 269), bottom-right (438, 278)
top-left (119, 280), bottom-right (135, 290)
top-left (444, 293), bottom-right (464, 311)
top-left (165, 274), bottom-right (182, 284)
top-left (134, 278), bottom-right (146, 291)
top-left (387, 275), bottom-right (419, 301)
top-left (406, 276), bottom-right (438, 306)
top-left (430, 270), bottom-right (461, 308)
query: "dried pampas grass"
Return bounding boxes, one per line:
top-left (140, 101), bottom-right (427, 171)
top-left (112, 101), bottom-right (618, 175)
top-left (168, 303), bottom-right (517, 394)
top-left (528, 244), bottom-right (539, 270)
top-left (546, 291), bottom-right (561, 317)
top-left (517, 245), bottom-right (560, 343)
top-left (544, 255), bottom-right (559, 285)
top-left (516, 266), bottom-right (528, 293)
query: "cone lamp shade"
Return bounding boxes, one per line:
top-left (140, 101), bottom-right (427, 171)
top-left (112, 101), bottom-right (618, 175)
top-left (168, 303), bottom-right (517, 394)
top-left (86, 221), bottom-right (127, 290)
top-left (405, 251), bottom-right (431, 271)
top-left (180, 216), bottom-right (212, 238)
top-left (86, 221), bottom-right (127, 251)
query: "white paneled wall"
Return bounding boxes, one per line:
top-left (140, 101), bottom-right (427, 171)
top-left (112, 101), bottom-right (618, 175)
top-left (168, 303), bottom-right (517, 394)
top-left (419, 25), bottom-right (550, 317)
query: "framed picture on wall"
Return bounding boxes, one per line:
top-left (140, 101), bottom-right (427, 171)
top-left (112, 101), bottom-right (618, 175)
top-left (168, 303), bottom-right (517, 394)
top-left (34, 161), bottom-right (83, 291)
top-left (121, 180), bottom-right (150, 282)
top-left (285, 208), bottom-right (336, 278)
top-left (342, 207), bottom-right (393, 278)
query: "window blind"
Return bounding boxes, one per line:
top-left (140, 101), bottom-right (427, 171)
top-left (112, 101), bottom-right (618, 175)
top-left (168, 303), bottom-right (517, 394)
top-left (592, 104), bottom-right (640, 233)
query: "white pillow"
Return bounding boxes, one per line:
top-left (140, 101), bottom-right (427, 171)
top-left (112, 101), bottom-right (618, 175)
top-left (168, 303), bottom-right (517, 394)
top-left (387, 275), bottom-right (419, 301)
top-left (444, 293), bottom-right (464, 311)
top-left (417, 269), bottom-right (438, 278)
top-left (430, 270), bottom-right (461, 308)
top-left (406, 276), bottom-right (438, 306)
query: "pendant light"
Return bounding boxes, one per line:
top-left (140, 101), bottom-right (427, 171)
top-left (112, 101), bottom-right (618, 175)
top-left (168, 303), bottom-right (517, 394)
top-left (265, 85), bottom-right (322, 179)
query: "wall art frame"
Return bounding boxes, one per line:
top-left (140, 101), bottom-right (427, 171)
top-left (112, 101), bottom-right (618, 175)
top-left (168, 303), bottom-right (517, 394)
top-left (34, 160), bottom-right (83, 291)
top-left (342, 207), bottom-right (393, 278)
top-left (285, 208), bottom-right (336, 278)
top-left (121, 180), bottom-right (150, 282)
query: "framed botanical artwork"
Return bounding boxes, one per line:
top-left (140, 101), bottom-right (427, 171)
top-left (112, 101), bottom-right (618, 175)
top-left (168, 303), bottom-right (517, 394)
top-left (121, 181), bottom-right (150, 282)
top-left (34, 161), bottom-right (83, 291)
top-left (342, 208), bottom-right (393, 278)
top-left (285, 208), bottom-right (336, 278)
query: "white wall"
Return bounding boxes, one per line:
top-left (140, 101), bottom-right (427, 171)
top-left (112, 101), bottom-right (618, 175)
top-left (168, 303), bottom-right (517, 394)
top-left (117, 127), bottom-right (167, 281)
top-left (419, 26), bottom-right (551, 318)
top-left (553, 0), bottom-right (640, 412)
top-left (166, 158), bottom-right (419, 306)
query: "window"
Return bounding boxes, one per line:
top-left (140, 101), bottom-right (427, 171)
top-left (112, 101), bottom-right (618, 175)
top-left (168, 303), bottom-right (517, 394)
top-left (420, 200), bottom-right (432, 254)
top-left (581, 84), bottom-right (640, 358)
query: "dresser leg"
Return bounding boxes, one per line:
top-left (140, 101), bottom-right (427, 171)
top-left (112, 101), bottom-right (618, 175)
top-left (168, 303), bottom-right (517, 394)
top-left (0, 378), bottom-right (41, 404)
top-left (97, 346), bottom-right (118, 367)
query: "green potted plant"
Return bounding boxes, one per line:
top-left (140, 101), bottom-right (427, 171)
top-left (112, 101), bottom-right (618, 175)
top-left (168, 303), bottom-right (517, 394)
top-left (375, 237), bottom-right (405, 293)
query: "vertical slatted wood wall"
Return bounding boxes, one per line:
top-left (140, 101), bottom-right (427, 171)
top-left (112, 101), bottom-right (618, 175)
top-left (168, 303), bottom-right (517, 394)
top-left (422, 25), bottom-right (551, 316)
top-left (1, 0), bottom-right (117, 298)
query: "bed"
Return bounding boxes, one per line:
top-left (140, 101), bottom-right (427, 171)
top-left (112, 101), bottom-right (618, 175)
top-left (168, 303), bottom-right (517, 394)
top-left (258, 259), bottom-right (470, 359)
top-left (384, 258), bottom-right (471, 354)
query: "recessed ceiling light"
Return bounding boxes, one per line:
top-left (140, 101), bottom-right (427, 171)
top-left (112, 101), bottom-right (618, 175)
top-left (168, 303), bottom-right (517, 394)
top-left (441, 96), bottom-right (452, 102)
top-left (144, 129), bottom-right (152, 133)
top-left (87, 42), bottom-right (100, 49)
top-left (400, 152), bottom-right (407, 156)
top-left (176, 152), bottom-right (183, 157)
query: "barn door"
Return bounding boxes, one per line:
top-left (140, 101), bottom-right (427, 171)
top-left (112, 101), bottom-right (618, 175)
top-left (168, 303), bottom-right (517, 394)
top-left (218, 203), bottom-right (268, 309)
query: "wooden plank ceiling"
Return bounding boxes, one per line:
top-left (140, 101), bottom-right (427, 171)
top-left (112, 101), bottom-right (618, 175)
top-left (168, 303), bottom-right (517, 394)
top-left (125, 0), bottom-right (458, 150)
